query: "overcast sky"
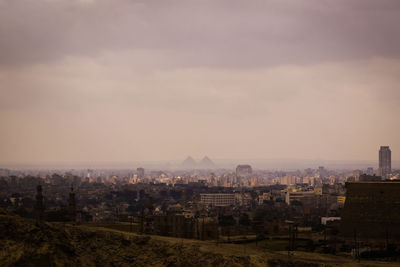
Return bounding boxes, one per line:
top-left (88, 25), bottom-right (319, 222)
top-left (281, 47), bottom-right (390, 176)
top-left (0, 0), bottom-right (399, 166)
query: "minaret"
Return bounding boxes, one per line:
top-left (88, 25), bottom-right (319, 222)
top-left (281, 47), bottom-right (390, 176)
top-left (146, 196), bottom-right (154, 215)
top-left (34, 185), bottom-right (45, 221)
top-left (68, 186), bottom-right (76, 221)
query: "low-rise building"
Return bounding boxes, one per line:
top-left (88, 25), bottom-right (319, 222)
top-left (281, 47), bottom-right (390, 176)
top-left (200, 193), bottom-right (235, 206)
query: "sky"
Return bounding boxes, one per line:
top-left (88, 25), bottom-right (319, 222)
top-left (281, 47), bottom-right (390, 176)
top-left (0, 0), bottom-right (399, 167)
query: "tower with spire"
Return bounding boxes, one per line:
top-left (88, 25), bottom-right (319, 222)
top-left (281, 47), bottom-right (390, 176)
top-left (34, 185), bottom-right (45, 221)
top-left (68, 186), bottom-right (76, 222)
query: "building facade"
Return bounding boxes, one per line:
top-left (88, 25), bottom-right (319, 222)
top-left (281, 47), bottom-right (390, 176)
top-left (378, 146), bottom-right (391, 179)
top-left (236, 164), bottom-right (252, 184)
top-left (200, 193), bottom-right (235, 206)
top-left (340, 181), bottom-right (400, 239)
top-left (236, 165), bottom-right (252, 176)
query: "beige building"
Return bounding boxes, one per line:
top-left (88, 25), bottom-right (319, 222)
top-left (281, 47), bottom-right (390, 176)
top-left (200, 193), bottom-right (235, 206)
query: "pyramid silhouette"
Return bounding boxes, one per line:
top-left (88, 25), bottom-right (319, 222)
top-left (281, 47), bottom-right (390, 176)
top-left (199, 156), bottom-right (215, 168)
top-left (181, 156), bottom-right (197, 168)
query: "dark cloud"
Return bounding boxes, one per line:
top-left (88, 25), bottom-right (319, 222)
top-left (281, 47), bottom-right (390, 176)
top-left (1, 0), bottom-right (400, 67)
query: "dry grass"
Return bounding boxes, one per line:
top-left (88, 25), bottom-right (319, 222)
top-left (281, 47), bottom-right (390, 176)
top-left (1, 214), bottom-right (398, 266)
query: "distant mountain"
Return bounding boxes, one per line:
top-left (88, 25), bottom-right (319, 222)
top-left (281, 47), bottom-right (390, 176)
top-left (199, 156), bottom-right (215, 169)
top-left (181, 156), bottom-right (197, 168)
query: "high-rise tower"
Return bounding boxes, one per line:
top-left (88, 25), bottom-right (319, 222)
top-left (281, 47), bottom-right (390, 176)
top-left (378, 146), bottom-right (391, 179)
top-left (34, 185), bottom-right (45, 221)
top-left (68, 186), bottom-right (76, 221)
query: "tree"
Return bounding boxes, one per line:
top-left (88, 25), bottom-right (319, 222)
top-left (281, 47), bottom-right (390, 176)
top-left (218, 215), bottom-right (235, 241)
top-left (239, 213), bottom-right (251, 235)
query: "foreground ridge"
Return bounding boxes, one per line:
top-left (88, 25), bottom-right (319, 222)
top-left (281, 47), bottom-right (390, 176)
top-left (1, 211), bottom-right (397, 267)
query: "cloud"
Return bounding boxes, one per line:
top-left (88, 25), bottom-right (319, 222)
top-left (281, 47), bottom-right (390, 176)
top-left (1, 1), bottom-right (399, 164)
top-left (0, 55), bottom-right (399, 163)
top-left (1, 0), bottom-right (400, 67)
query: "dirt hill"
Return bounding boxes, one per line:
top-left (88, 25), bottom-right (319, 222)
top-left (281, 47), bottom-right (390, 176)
top-left (0, 212), bottom-right (397, 266)
top-left (0, 213), bottom-right (263, 266)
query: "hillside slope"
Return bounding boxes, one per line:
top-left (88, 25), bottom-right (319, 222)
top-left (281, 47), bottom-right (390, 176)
top-left (0, 213), bottom-right (397, 266)
top-left (0, 213), bottom-right (265, 266)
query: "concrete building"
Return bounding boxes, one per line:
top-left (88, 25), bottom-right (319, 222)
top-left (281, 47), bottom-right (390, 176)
top-left (341, 181), bottom-right (400, 239)
top-left (318, 166), bottom-right (327, 178)
top-left (378, 146), bottom-right (391, 179)
top-left (200, 193), bottom-right (235, 207)
top-left (137, 167), bottom-right (145, 179)
top-left (285, 190), bottom-right (316, 205)
top-left (366, 167), bottom-right (374, 176)
top-left (359, 174), bottom-right (381, 181)
top-left (236, 165), bottom-right (252, 176)
top-left (236, 164), bottom-right (252, 184)
top-left (281, 175), bottom-right (296, 185)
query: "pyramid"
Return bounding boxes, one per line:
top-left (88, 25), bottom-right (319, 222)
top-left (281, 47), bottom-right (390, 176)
top-left (181, 156), bottom-right (197, 168)
top-left (199, 156), bottom-right (215, 169)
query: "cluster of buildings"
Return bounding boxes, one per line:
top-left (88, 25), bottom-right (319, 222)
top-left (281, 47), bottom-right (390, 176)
top-left (0, 146), bottom-right (398, 250)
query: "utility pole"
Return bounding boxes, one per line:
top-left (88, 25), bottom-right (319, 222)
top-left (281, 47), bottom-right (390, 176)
top-left (286, 220), bottom-right (297, 257)
top-left (353, 228), bottom-right (359, 261)
top-left (290, 224), bottom-right (292, 257)
top-left (293, 224), bottom-right (297, 251)
top-left (140, 208), bottom-right (144, 234)
top-left (202, 217), bottom-right (205, 241)
top-left (385, 229), bottom-right (389, 252)
top-left (129, 215), bottom-right (133, 232)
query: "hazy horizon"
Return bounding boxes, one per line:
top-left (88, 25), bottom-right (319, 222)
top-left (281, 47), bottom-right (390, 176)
top-left (1, 0), bottom-right (399, 165)
top-left (2, 157), bottom-right (399, 171)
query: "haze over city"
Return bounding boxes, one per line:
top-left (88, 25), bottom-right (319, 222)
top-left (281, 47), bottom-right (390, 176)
top-left (3, 1), bottom-right (400, 266)
top-left (1, 0), bottom-right (400, 167)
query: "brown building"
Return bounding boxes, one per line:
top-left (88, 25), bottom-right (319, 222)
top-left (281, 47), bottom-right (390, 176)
top-left (340, 181), bottom-right (400, 240)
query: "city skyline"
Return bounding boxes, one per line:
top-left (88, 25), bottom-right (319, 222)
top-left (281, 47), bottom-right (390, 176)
top-left (1, 151), bottom-right (398, 170)
top-left (2, 1), bottom-right (400, 265)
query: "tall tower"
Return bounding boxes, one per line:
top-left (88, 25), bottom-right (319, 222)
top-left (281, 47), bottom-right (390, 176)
top-left (379, 146), bottom-right (391, 179)
top-left (34, 185), bottom-right (45, 221)
top-left (68, 186), bottom-right (76, 221)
